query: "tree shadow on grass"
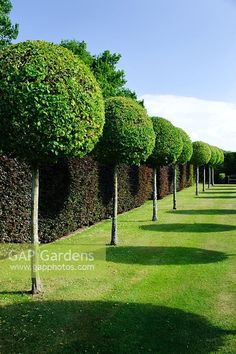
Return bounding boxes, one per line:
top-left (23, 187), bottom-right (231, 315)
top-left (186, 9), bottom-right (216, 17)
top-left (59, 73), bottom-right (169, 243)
top-left (0, 290), bottom-right (31, 295)
top-left (213, 186), bottom-right (236, 188)
top-left (203, 191), bottom-right (236, 194)
top-left (0, 300), bottom-right (235, 354)
top-left (106, 246), bottom-right (228, 265)
top-left (140, 223), bottom-right (236, 233)
top-left (200, 196), bottom-right (236, 199)
top-left (168, 209), bottom-right (236, 216)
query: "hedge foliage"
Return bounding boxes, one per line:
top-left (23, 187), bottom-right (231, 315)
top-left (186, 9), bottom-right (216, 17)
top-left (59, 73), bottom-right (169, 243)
top-left (191, 141), bottom-right (211, 166)
top-left (0, 156), bottom-right (152, 242)
top-left (222, 151), bottom-right (236, 175)
top-left (0, 156), bottom-right (193, 243)
top-left (94, 97), bottom-right (155, 165)
top-left (157, 164), bottom-right (193, 199)
top-left (148, 117), bottom-right (183, 166)
top-left (177, 128), bottom-right (193, 164)
top-left (0, 40), bottom-right (104, 163)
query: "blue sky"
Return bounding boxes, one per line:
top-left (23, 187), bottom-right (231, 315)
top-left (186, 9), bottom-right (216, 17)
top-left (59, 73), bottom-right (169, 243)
top-left (10, 0), bottom-right (236, 150)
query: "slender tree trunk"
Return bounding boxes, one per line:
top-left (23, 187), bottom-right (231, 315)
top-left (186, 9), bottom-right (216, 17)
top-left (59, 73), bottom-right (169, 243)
top-left (195, 165), bottom-right (199, 196)
top-left (110, 165), bottom-right (118, 245)
top-left (31, 165), bottom-right (42, 294)
top-left (212, 167), bottom-right (215, 186)
top-left (203, 166), bottom-right (206, 192)
top-left (208, 166), bottom-right (211, 189)
top-left (173, 165), bottom-right (177, 209)
top-left (152, 167), bottom-right (158, 221)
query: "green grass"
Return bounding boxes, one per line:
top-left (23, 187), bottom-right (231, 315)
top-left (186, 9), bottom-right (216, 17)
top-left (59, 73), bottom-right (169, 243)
top-left (0, 184), bottom-right (236, 354)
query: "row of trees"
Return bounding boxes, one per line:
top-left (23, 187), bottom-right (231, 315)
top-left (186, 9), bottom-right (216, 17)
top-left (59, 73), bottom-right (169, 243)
top-left (0, 40), bottom-right (225, 293)
top-left (0, 30), bottom-right (225, 292)
top-left (191, 142), bottom-right (224, 196)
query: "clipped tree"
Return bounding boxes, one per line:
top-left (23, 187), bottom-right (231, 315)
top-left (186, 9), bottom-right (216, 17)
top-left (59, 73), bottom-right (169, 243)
top-left (208, 146), bottom-right (218, 188)
top-left (94, 97), bottom-right (155, 245)
top-left (147, 117), bottom-right (183, 219)
top-left (0, 0), bottom-right (18, 47)
top-left (0, 41), bottom-right (104, 293)
top-left (174, 128), bottom-right (193, 208)
top-left (212, 148), bottom-right (224, 185)
top-left (191, 142), bottom-right (211, 196)
top-left (218, 149), bottom-right (225, 165)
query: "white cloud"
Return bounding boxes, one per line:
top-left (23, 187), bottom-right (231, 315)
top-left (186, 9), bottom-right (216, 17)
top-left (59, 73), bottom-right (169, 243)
top-left (140, 94), bottom-right (236, 152)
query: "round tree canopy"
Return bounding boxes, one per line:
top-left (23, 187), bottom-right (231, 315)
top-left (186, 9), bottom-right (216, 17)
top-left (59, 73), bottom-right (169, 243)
top-left (94, 96), bottom-right (155, 165)
top-left (191, 141), bottom-right (211, 166)
top-left (0, 40), bottom-right (105, 164)
top-left (208, 146), bottom-right (218, 166)
top-left (176, 127), bottom-right (193, 164)
top-left (148, 117), bottom-right (183, 166)
top-left (216, 148), bottom-right (224, 165)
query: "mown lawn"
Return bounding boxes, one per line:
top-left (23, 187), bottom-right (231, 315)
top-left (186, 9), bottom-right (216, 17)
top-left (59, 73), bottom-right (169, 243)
top-left (0, 184), bottom-right (236, 354)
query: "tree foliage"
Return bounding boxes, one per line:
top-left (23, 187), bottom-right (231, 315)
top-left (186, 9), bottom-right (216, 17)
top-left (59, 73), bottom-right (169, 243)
top-left (148, 117), bottom-right (183, 166)
top-left (60, 40), bottom-right (93, 67)
top-left (208, 146), bottom-right (219, 166)
top-left (0, 0), bottom-right (18, 47)
top-left (0, 40), bottom-right (104, 164)
top-left (60, 39), bottom-right (137, 99)
top-left (217, 149), bottom-right (224, 165)
top-left (191, 141), bottom-right (211, 166)
top-left (176, 128), bottom-right (193, 164)
top-left (207, 146), bottom-right (225, 166)
top-left (94, 96), bottom-right (155, 165)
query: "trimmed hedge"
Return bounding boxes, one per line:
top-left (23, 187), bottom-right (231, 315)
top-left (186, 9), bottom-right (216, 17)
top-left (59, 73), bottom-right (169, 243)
top-left (0, 156), bottom-right (31, 243)
top-left (157, 163), bottom-right (193, 199)
top-left (0, 156), bottom-right (152, 243)
top-left (223, 152), bottom-right (236, 175)
top-left (214, 151), bottom-right (235, 182)
top-left (0, 156), bottom-right (193, 243)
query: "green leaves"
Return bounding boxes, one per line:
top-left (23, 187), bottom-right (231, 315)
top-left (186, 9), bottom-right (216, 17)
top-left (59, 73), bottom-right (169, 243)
top-left (0, 40), bottom-right (105, 164)
top-left (176, 128), bottom-right (193, 164)
top-left (94, 97), bottom-right (155, 166)
top-left (60, 40), bottom-right (138, 100)
top-left (191, 141), bottom-right (211, 166)
top-left (148, 117), bottom-right (183, 167)
top-left (0, 0), bottom-right (18, 47)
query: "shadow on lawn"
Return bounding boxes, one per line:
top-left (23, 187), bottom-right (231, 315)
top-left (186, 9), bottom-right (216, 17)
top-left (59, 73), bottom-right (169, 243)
top-left (140, 223), bottom-right (236, 233)
top-left (0, 290), bottom-right (31, 295)
top-left (200, 196), bottom-right (236, 199)
top-left (203, 191), bottom-right (236, 194)
top-left (1, 300), bottom-right (235, 354)
top-left (168, 209), bottom-right (236, 215)
top-left (106, 246), bottom-right (228, 265)
top-left (213, 186), bottom-right (236, 188)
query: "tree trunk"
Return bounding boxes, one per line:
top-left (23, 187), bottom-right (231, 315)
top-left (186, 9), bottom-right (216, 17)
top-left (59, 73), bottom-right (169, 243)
top-left (152, 167), bottom-right (158, 221)
top-left (31, 165), bottom-right (42, 294)
top-left (212, 167), bottom-right (215, 186)
top-left (173, 165), bottom-right (177, 209)
top-left (203, 166), bottom-right (206, 192)
top-left (208, 166), bottom-right (211, 189)
top-left (195, 165), bottom-right (199, 196)
top-left (110, 165), bottom-right (118, 245)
